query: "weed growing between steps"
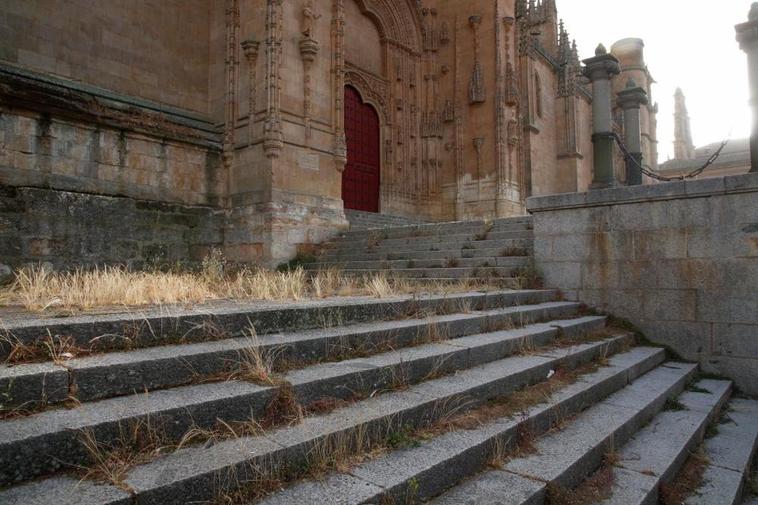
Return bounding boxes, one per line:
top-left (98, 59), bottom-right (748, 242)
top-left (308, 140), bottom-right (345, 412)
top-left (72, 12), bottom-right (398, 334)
top-left (659, 448), bottom-right (709, 505)
top-left (547, 450), bottom-right (620, 505)
top-left (208, 354), bottom-right (613, 504)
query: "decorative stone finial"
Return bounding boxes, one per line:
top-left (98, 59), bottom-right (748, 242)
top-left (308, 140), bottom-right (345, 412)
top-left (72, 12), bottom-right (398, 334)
top-left (595, 43), bottom-right (607, 56)
top-left (750, 2), bottom-right (758, 21)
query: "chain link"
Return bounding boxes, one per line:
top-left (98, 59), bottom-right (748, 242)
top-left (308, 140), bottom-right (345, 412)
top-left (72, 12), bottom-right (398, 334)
top-left (613, 133), bottom-right (730, 182)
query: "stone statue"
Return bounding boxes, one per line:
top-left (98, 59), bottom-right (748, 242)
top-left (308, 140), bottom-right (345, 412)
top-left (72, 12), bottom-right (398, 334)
top-left (302, 0), bottom-right (321, 38)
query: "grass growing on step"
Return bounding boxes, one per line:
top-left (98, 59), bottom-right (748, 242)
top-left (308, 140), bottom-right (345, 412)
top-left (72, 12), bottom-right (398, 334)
top-left (665, 398), bottom-right (689, 411)
top-left (1, 260), bottom-right (508, 313)
top-left (77, 417), bottom-right (171, 489)
top-left (227, 327), bottom-right (284, 386)
top-left (659, 448), bottom-right (710, 505)
top-left (750, 468), bottom-right (758, 495)
top-left (0, 331), bottom-right (88, 365)
top-left (547, 449), bottom-right (620, 505)
top-left (207, 353), bottom-right (611, 504)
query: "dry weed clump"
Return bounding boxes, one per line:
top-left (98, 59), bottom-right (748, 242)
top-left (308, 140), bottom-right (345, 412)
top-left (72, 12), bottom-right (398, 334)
top-left (0, 260), bottom-right (504, 312)
top-left (659, 448), bottom-right (709, 505)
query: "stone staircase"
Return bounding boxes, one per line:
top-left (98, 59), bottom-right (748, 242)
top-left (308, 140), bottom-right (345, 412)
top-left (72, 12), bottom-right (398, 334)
top-left (345, 209), bottom-right (427, 230)
top-left (310, 216), bottom-right (535, 284)
top-left (1, 287), bottom-right (755, 505)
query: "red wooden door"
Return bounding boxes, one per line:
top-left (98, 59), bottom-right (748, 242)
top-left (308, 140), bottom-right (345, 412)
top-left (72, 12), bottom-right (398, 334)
top-left (343, 85), bottom-right (380, 213)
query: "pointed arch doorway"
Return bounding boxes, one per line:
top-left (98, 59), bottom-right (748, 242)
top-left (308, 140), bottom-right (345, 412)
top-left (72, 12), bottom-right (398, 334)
top-left (342, 85), bottom-right (380, 213)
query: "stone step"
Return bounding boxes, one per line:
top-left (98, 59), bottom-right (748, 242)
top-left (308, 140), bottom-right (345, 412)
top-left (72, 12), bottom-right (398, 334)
top-left (258, 349), bottom-right (679, 505)
top-left (0, 290), bottom-right (555, 359)
top-left (0, 311), bottom-right (601, 486)
top-left (307, 256), bottom-right (529, 271)
top-left (0, 334), bottom-right (632, 504)
top-left (2, 301), bottom-right (586, 407)
top-left (596, 379), bottom-right (733, 505)
top-left (684, 398), bottom-right (758, 505)
top-left (338, 267), bottom-right (521, 280)
top-left (325, 232), bottom-right (534, 254)
top-left (318, 245), bottom-right (532, 262)
top-left (334, 226), bottom-right (534, 246)
top-left (342, 216), bottom-right (533, 239)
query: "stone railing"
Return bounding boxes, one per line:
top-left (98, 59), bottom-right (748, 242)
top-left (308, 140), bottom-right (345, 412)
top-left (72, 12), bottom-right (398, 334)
top-left (526, 173), bottom-right (758, 394)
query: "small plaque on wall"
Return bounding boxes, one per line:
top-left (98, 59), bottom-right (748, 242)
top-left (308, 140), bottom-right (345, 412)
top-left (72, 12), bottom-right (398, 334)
top-left (298, 152), bottom-right (320, 171)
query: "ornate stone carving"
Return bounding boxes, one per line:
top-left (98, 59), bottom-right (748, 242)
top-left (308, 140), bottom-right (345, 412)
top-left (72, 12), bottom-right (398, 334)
top-left (264, 0), bottom-right (284, 159)
top-left (302, 0), bottom-right (321, 38)
top-left (439, 21), bottom-right (450, 45)
top-left (241, 39), bottom-right (260, 146)
top-left (332, 0), bottom-right (347, 171)
top-left (345, 64), bottom-right (390, 121)
top-left (443, 99), bottom-right (455, 122)
top-left (468, 15), bottom-right (485, 104)
top-left (223, 0), bottom-right (240, 168)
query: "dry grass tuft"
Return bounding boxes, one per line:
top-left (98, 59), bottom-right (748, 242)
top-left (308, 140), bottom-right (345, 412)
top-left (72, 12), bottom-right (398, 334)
top-left (659, 448), bottom-right (709, 505)
top-left (260, 383), bottom-right (304, 429)
top-left (0, 262), bottom-right (506, 313)
top-left (227, 326), bottom-right (284, 386)
top-left (547, 450), bottom-right (619, 505)
top-left (78, 417), bottom-right (170, 488)
top-left (1, 331), bottom-right (88, 365)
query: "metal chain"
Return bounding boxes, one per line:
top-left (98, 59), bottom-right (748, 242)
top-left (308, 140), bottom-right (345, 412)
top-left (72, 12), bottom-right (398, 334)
top-left (612, 133), bottom-right (730, 182)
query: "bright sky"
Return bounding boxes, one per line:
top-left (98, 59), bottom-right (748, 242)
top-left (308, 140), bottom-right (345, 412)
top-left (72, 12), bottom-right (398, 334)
top-left (559, 0), bottom-right (752, 161)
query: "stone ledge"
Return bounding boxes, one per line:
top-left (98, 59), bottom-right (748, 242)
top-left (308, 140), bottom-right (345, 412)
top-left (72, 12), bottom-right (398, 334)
top-left (526, 173), bottom-right (758, 212)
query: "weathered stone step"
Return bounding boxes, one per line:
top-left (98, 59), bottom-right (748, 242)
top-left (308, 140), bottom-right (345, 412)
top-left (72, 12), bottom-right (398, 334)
top-left (342, 216), bottom-right (533, 239)
top-left (1, 301), bottom-right (586, 407)
top-left (683, 398), bottom-right (758, 505)
top-left (307, 256), bottom-right (529, 271)
top-left (333, 227), bottom-right (534, 247)
top-left (319, 245), bottom-right (532, 262)
top-left (0, 290), bottom-right (554, 359)
top-left (0, 311), bottom-right (600, 485)
top-left (339, 267), bottom-right (520, 280)
top-left (325, 233), bottom-right (533, 254)
top-left (258, 348), bottom-right (677, 505)
top-left (0, 335), bottom-right (632, 504)
top-left (597, 379), bottom-right (733, 505)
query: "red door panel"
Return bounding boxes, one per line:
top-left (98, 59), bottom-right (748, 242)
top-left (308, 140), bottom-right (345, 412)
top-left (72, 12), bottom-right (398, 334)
top-left (343, 86), bottom-right (380, 213)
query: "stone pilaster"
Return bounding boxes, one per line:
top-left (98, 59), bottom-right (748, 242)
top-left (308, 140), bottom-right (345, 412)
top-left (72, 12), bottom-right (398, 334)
top-left (617, 79), bottom-right (648, 185)
top-left (582, 44), bottom-right (621, 188)
top-left (736, 2), bottom-right (758, 173)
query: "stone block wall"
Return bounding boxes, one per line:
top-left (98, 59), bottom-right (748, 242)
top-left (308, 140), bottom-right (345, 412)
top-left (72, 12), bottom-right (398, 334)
top-left (0, 185), bottom-right (225, 270)
top-left (527, 174), bottom-right (758, 394)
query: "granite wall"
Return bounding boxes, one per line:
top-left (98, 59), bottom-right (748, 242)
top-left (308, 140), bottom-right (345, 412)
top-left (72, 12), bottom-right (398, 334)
top-left (527, 174), bottom-right (758, 394)
top-left (0, 184), bottom-right (225, 272)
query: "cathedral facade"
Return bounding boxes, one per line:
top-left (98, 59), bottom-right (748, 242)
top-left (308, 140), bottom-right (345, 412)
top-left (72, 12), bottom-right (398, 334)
top-left (0, 0), bottom-right (658, 267)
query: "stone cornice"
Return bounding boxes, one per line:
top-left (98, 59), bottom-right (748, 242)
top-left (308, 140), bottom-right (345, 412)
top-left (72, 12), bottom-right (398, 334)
top-left (0, 63), bottom-right (221, 148)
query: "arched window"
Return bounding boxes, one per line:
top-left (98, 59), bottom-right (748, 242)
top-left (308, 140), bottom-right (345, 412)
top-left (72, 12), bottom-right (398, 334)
top-left (534, 71), bottom-right (543, 118)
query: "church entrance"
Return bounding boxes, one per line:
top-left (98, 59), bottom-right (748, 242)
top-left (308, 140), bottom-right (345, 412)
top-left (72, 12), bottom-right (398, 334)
top-left (342, 85), bottom-right (380, 213)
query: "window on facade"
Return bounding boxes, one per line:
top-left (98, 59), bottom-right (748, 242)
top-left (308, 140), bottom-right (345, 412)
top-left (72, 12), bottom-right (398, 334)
top-left (534, 72), bottom-right (543, 118)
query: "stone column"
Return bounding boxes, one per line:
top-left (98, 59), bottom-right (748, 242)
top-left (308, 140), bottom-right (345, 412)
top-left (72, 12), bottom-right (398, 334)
top-left (736, 3), bottom-right (758, 172)
top-left (617, 79), bottom-right (648, 185)
top-left (582, 44), bottom-right (621, 188)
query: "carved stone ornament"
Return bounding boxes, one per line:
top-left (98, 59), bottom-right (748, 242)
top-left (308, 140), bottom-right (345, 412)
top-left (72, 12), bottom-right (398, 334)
top-left (468, 16), bottom-right (485, 104)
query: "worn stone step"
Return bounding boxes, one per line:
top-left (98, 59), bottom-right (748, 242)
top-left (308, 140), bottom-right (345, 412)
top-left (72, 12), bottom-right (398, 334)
top-left (0, 334), bottom-right (632, 504)
top-left (258, 349), bottom-right (678, 505)
top-left (684, 398), bottom-right (758, 505)
top-left (0, 290), bottom-right (554, 359)
top-left (308, 256), bottom-right (529, 271)
top-left (0, 300), bottom-right (587, 408)
top-left (342, 217), bottom-right (533, 239)
top-left (0, 311), bottom-right (601, 485)
top-left (333, 227), bottom-right (534, 247)
top-left (320, 244), bottom-right (532, 262)
top-left (339, 267), bottom-right (521, 280)
top-left (326, 234), bottom-right (534, 255)
top-left (596, 379), bottom-right (733, 505)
